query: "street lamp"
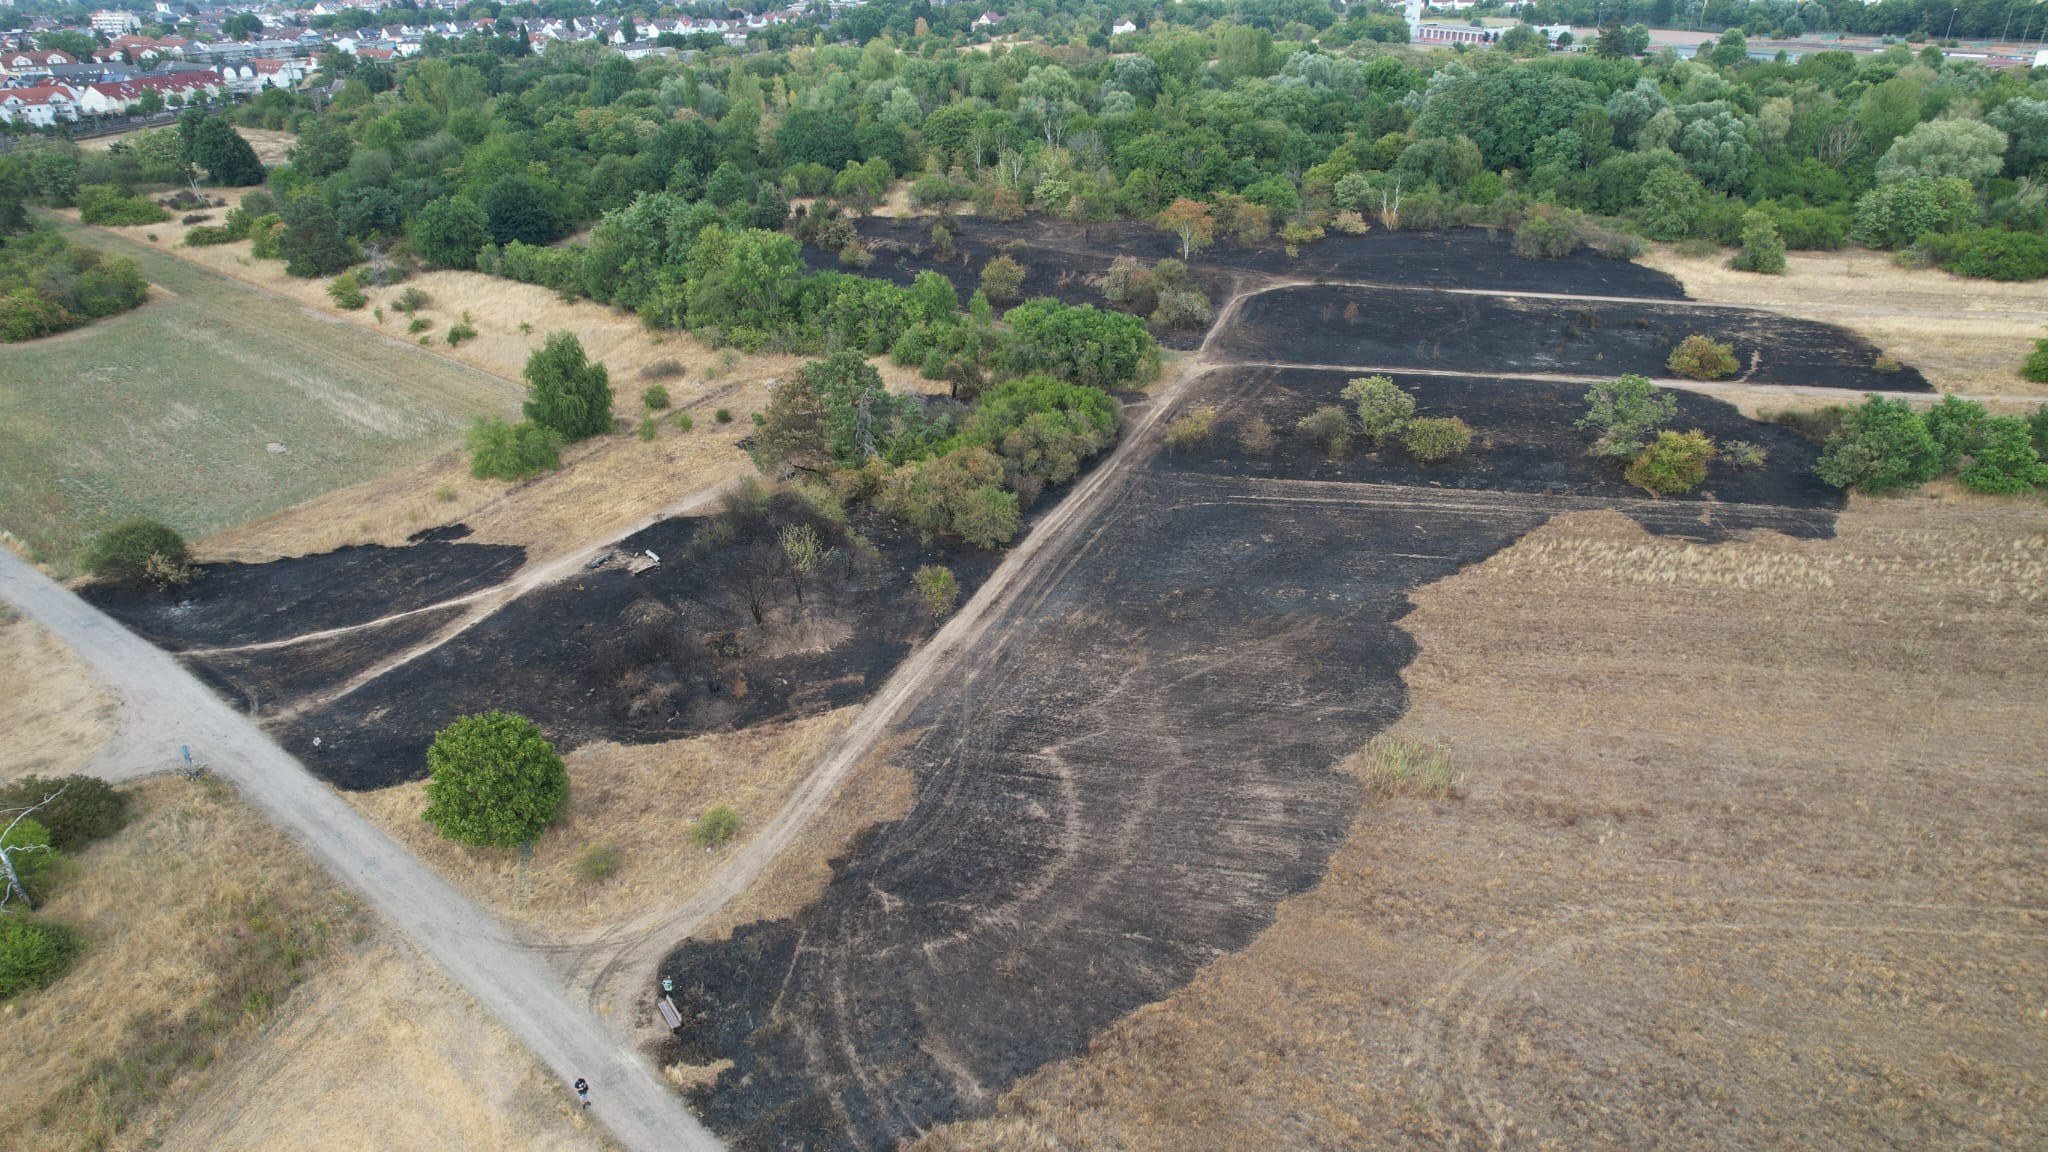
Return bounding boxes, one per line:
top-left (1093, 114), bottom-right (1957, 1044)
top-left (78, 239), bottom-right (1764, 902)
top-left (1943, 6), bottom-right (1957, 41)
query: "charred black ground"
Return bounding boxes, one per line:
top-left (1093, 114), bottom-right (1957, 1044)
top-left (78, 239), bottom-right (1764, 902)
top-left (659, 369), bottom-right (1844, 1150)
top-left (81, 525), bottom-right (525, 651)
top-left (1216, 285), bottom-right (1930, 392)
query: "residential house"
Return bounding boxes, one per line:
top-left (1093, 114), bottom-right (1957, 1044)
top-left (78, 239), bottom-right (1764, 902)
top-left (0, 83), bottom-right (78, 125)
top-left (1111, 18), bottom-right (1137, 34)
top-left (90, 8), bottom-right (142, 35)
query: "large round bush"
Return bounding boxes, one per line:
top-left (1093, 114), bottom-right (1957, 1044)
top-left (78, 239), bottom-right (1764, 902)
top-left (85, 519), bottom-right (190, 588)
top-left (0, 915), bottom-right (83, 999)
top-left (421, 711), bottom-right (568, 849)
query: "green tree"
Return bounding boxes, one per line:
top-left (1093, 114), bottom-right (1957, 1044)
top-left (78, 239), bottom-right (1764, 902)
top-left (279, 196), bottom-right (355, 278)
top-left (800, 349), bottom-right (893, 464)
top-left (481, 174), bottom-right (555, 246)
top-left (192, 118), bottom-right (264, 186)
top-left (0, 818), bottom-right (56, 908)
top-left (1002, 299), bottom-right (1156, 389)
top-left (1957, 416), bottom-right (2048, 493)
top-left (1578, 374), bottom-right (1678, 458)
top-left (1341, 375), bottom-right (1415, 441)
top-left (1814, 394), bottom-right (1944, 494)
top-left (1637, 167), bottom-right (1704, 240)
top-left (1876, 119), bottom-right (2008, 186)
top-left (1853, 178), bottom-right (1977, 249)
top-left (465, 417), bottom-right (563, 480)
top-left (752, 371), bottom-right (829, 473)
top-left (409, 196), bottom-right (490, 268)
top-left (421, 711), bottom-right (568, 849)
top-left (1731, 210), bottom-right (1786, 274)
top-left (1709, 29), bottom-right (1749, 69)
top-left (1986, 98), bottom-right (2048, 177)
top-left (980, 254), bottom-right (1026, 304)
top-left (522, 332), bottom-right (612, 442)
top-left (1667, 335), bottom-right (1740, 380)
top-left (775, 108), bottom-right (858, 170)
top-left (288, 119), bottom-right (354, 179)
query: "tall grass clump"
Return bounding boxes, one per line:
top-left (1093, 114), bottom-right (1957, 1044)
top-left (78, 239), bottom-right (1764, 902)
top-left (1346, 734), bottom-right (1463, 800)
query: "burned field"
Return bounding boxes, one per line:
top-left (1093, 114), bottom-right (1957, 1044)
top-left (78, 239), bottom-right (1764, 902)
top-left (806, 220), bottom-right (1691, 350)
top-left (660, 367), bottom-right (1846, 1149)
top-left (1216, 285), bottom-right (1931, 391)
top-left (109, 492), bottom-right (1003, 791)
top-left (82, 526), bottom-right (524, 651)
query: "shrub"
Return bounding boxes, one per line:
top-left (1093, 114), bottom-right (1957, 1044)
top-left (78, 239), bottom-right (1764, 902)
top-left (1921, 393), bottom-right (1988, 472)
top-left (1957, 415), bottom-right (2048, 494)
top-left (0, 818), bottom-right (58, 903)
top-left (1402, 416), bottom-right (1474, 463)
top-left (1874, 354), bottom-right (1902, 374)
top-left (445, 314), bottom-right (477, 346)
top-left (325, 270), bottom-right (367, 309)
top-left (0, 776), bottom-right (127, 851)
top-left (1341, 375), bottom-right (1415, 441)
top-left (642, 384), bottom-right (671, 410)
top-left (913, 564), bottom-right (960, 620)
top-left (637, 415), bottom-right (660, 442)
top-left (1163, 405), bottom-right (1218, 453)
top-left (1667, 335), bottom-right (1740, 380)
top-left (86, 519), bottom-right (191, 589)
top-left (1347, 734), bottom-right (1462, 800)
top-left (407, 315), bottom-right (432, 335)
top-left (1929, 228), bottom-right (2048, 281)
top-left (675, 411), bottom-right (695, 432)
top-left (1624, 428), bottom-right (1717, 494)
top-left (0, 915), bottom-right (83, 999)
top-left (1722, 439), bottom-right (1768, 468)
top-left (2033, 404), bottom-right (2048, 454)
top-left (574, 843), bottom-right (623, 884)
top-left (715, 408), bottom-right (733, 424)
top-left (980, 254), bottom-right (1025, 305)
top-left (2025, 338), bottom-right (2048, 383)
top-left (77, 184), bottom-right (170, 227)
top-left (421, 711), bottom-right (568, 849)
top-left (640, 358), bottom-right (684, 381)
top-left (1296, 405), bottom-right (1353, 459)
top-left (692, 806), bottom-right (741, 848)
top-left (1578, 374), bottom-right (1678, 458)
top-left (1512, 204), bottom-right (1584, 258)
top-left (1730, 210), bottom-right (1787, 274)
top-left (1764, 404), bottom-right (1850, 445)
top-left (1814, 394), bottom-right (1945, 494)
top-left (1237, 415), bottom-right (1276, 455)
top-left (1150, 286), bottom-right (1213, 331)
top-left (395, 286), bottom-right (429, 314)
top-left (1853, 177), bottom-right (1975, 250)
top-left (466, 417), bottom-right (562, 481)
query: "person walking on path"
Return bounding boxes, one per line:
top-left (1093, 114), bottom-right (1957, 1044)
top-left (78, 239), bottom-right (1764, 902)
top-left (575, 1077), bottom-right (591, 1108)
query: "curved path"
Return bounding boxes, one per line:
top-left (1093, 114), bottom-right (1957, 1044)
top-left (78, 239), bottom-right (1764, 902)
top-left (0, 546), bottom-right (724, 1152)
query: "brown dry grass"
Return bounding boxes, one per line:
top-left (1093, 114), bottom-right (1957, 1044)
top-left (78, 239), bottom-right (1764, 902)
top-left (343, 708), bottom-right (864, 936)
top-left (1644, 245), bottom-right (2048, 399)
top-left (155, 934), bottom-right (614, 1152)
top-left (0, 775), bottom-right (362, 1151)
top-left (0, 775), bottom-right (613, 1152)
top-left (916, 496), bottom-right (2048, 1152)
top-left (0, 607), bottom-right (114, 782)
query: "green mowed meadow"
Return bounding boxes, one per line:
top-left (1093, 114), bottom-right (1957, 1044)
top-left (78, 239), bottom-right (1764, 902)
top-left (2, 217), bottom-right (518, 573)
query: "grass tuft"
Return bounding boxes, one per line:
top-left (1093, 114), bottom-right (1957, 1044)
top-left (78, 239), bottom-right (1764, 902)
top-left (1345, 734), bottom-right (1463, 800)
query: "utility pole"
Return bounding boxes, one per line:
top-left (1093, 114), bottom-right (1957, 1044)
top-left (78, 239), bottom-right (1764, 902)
top-left (1944, 6), bottom-right (1957, 40)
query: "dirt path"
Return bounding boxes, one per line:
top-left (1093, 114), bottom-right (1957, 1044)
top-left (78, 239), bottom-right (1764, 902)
top-left (0, 547), bottom-right (723, 1152)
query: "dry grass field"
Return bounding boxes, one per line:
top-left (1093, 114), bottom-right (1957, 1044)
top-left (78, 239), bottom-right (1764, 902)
top-left (0, 605), bottom-right (113, 782)
top-left (0, 775), bottom-right (613, 1152)
top-left (915, 496), bottom-right (2048, 1152)
top-left (344, 708), bottom-right (862, 936)
top-left (1644, 246), bottom-right (2048, 399)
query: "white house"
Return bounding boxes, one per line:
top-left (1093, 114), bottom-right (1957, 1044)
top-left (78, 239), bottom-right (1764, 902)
top-left (0, 83), bottom-right (78, 125)
top-left (974, 11), bottom-right (1001, 28)
top-left (90, 8), bottom-right (142, 35)
top-left (1111, 18), bottom-right (1137, 34)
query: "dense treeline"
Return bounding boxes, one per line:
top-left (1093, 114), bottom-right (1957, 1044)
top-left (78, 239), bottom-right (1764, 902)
top-left (0, 227), bottom-right (150, 342)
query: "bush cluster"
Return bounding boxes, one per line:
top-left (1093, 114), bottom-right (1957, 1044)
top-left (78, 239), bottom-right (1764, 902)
top-left (466, 416), bottom-right (563, 482)
top-left (86, 519), bottom-right (192, 589)
top-left (1815, 393), bottom-right (2048, 495)
top-left (1, 229), bottom-right (149, 342)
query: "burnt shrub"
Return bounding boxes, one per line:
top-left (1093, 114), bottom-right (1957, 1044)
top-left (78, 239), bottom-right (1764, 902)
top-left (1296, 405), bottom-right (1353, 460)
top-left (1163, 405), bottom-right (1218, 453)
top-left (1667, 335), bottom-right (1740, 380)
top-left (1401, 416), bottom-right (1474, 463)
top-left (1624, 428), bottom-right (1717, 495)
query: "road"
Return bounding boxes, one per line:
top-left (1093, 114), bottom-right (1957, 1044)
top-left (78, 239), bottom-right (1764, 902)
top-left (0, 545), bottom-right (723, 1152)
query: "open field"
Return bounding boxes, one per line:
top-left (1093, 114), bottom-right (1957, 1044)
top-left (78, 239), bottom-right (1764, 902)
top-left (1644, 246), bottom-right (2048, 399)
top-left (2, 214), bottom-right (515, 574)
top-left (913, 497), bottom-right (2048, 1152)
top-left (0, 605), bottom-right (114, 781)
top-left (0, 772), bottom-right (616, 1152)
